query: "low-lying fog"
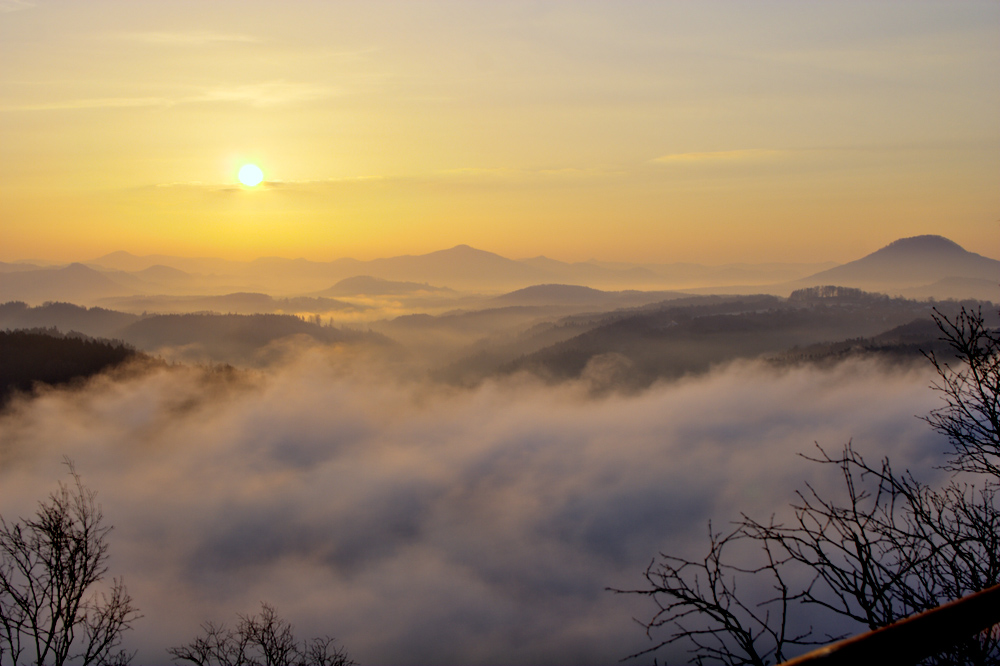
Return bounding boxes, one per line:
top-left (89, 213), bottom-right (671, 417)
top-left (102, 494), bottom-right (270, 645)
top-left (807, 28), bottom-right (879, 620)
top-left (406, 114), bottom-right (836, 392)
top-left (0, 347), bottom-right (949, 665)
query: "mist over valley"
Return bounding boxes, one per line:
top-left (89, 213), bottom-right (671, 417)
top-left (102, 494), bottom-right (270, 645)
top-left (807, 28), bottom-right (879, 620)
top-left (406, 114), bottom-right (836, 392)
top-left (1, 235), bottom-right (997, 663)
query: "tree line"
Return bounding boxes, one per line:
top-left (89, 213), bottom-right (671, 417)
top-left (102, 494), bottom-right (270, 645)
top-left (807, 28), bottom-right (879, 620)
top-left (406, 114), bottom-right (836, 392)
top-left (0, 330), bottom-right (139, 407)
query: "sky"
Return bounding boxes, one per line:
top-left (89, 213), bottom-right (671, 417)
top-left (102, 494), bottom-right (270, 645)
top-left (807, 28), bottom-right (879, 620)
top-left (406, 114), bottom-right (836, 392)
top-left (1, 1), bottom-right (998, 264)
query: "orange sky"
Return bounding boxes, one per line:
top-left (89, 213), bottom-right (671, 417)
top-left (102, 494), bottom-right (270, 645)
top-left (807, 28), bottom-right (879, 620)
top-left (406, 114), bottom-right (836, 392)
top-left (1, 1), bottom-right (998, 264)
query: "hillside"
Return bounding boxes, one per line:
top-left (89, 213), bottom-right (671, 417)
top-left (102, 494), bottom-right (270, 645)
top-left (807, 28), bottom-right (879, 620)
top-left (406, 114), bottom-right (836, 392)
top-left (490, 284), bottom-right (685, 308)
top-left (0, 301), bottom-right (140, 338)
top-left (500, 290), bottom-right (990, 388)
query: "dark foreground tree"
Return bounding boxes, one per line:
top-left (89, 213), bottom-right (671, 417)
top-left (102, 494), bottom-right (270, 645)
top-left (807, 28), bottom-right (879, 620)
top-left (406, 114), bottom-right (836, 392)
top-left (0, 460), bottom-right (140, 666)
top-left (0, 329), bottom-right (139, 407)
top-left (922, 307), bottom-right (1000, 477)
top-left (616, 307), bottom-right (1000, 665)
top-left (168, 602), bottom-right (354, 666)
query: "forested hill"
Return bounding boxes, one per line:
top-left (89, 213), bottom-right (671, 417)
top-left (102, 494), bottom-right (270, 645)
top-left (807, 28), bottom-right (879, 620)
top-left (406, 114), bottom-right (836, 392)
top-left (0, 329), bottom-right (141, 406)
top-left (499, 290), bottom-right (995, 387)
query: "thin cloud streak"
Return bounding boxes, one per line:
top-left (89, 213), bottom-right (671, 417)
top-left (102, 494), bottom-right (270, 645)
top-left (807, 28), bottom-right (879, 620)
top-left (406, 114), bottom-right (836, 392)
top-left (0, 0), bottom-right (33, 12)
top-left (0, 81), bottom-right (339, 112)
top-left (142, 167), bottom-right (616, 193)
top-left (113, 30), bottom-right (261, 45)
top-left (652, 149), bottom-right (785, 164)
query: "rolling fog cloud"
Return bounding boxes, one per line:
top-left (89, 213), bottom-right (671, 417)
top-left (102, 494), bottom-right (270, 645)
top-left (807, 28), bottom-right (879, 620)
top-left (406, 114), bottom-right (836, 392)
top-left (0, 353), bottom-right (948, 665)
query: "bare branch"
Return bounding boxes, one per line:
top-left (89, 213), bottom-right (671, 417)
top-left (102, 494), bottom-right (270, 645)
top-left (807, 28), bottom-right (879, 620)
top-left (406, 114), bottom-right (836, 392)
top-left (621, 307), bottom-right (1000, 665)
top-left (168, 603), bottom-right (354, 666)
top-left (0, 461), bottom-right (139, 666)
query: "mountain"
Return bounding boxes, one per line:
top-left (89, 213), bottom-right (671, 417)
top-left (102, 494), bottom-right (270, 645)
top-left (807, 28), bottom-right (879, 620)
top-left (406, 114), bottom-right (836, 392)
top-left (89, 251), bottom-right (242, 275)
top-left (135, 264), bottom-right (198, 285)
top-left (363, 245), bottom-right (551, 288)
top-left (501, 291), bottom-right (965, 388)
top-left (0, 301), bottom-right (139, 339)
top-left (795, 235), bottom-right (999, 296)
top-left (898, 277), bottom-right (999, 303)
top-left (95, 292), bottom-right (360, 316)
top-left (71, 237), bottom-right (997, 299)
top-left (490, 284), bottom-right (685, 309)
top-left (518, 256), bottom-right (662, 288)
top-left (0, 261), bottom-right (42, 274)
top-left (90, 246), bottom-right (551, 292)
top-left (321, 275), bottom-right (454, 297)
top-left (0, 263), bottom-right (136, 305)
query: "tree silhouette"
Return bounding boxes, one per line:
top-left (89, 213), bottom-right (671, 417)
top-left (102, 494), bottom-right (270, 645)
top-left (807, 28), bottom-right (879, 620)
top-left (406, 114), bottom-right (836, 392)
top-left (0, 460), bottom-right (140, 666)
top-left (616, 307), bottom-right (1000, 665)
top-left (922, 307), bottom-right (1000, 477)
top-left (168, 602), bottom-right (354, 666)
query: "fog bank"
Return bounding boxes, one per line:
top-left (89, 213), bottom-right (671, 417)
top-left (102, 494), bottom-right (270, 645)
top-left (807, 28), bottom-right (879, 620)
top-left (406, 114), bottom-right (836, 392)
top-left (0, 353), bottom-right (947, 664)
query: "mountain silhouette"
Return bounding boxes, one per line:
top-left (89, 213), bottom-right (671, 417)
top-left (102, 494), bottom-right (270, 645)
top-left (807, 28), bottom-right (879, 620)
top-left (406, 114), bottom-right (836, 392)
top-left (135, 264), bottom-right (198, 284)
top-left (490, 284), bottom-right (685, 308)
top-left (71, 236), bottom-right (999, 299)
top-left (0, 263), bottom-right (135, 305)
top-left (797, 235), bottom-right (999, 293)
top-left (362, 245), bottom-right (550, 288)
top-left (0, 301), bottom-right (139, 339)
top-left (518, 256), bottom-right (662, 287)
top-left (321, 275), bottom-right (453, 297)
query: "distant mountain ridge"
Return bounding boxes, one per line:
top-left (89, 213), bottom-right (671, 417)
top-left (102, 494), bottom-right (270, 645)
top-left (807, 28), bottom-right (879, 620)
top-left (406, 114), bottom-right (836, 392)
top-left (0, 235), bottom-right (989, 304)
top-left (84, 244), bottom-right (838, 293)
top-left (322, 275), bottom-right (454, 297)
top-left (0, 263), bottom-right (135, 304)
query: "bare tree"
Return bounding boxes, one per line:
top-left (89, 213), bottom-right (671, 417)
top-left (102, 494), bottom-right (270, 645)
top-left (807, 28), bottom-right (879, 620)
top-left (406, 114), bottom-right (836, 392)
top-left (923, 307), bottom-right (1000, 477)
top-left (742, 444), bottom-right (1000, 664)
top-left (0, 460), bottom-right (140, 666)
top-left (617, 307), bottom-right (1000, 665)
top-left (625, 523), bottom-right (823, 666)
top-left (168, 602), bottom-right (354, 666)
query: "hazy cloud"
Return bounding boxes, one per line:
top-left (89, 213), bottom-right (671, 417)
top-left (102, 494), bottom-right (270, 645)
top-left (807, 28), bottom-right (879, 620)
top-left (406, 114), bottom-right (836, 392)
top-left (143, 167), bottom-right (614, 195)
top-left (435, 166), bottom-right (620, 182)
top-left (114, 30), bottom-right (261, 45)
top-left (0, 96), bottom-right (169, 112)
top-left (0, 354), bottom-right (948, 664)
top-left (193, 81), bottom-right (338, 106)
top-left (1, 81), bottom-right (337, 112)
top-left (651, 149), bottom-right (785, 164)
top-left (0, 0), bottom-right (33, 12)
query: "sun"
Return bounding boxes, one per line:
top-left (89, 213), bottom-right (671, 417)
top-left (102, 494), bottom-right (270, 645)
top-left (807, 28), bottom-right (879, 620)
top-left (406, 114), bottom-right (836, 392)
top-left (238, 164), bottom-right (264, 187)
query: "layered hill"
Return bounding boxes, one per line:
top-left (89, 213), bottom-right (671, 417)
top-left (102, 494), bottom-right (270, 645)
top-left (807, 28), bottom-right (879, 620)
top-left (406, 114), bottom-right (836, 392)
top-left (490, 284), bottom-right (683, 309)
top-left (0, 263), bottom-right (136, 304)
top-left (321, 275), bottom-right (454, 297)
top-left (1, 235), bottom-right (991, 304)
top-left (499, 289), bottom-right (994, 389)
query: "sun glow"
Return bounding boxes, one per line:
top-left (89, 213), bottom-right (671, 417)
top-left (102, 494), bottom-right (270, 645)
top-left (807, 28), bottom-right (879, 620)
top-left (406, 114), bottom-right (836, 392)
top-left (238, 164), bottom-right (264, 187)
